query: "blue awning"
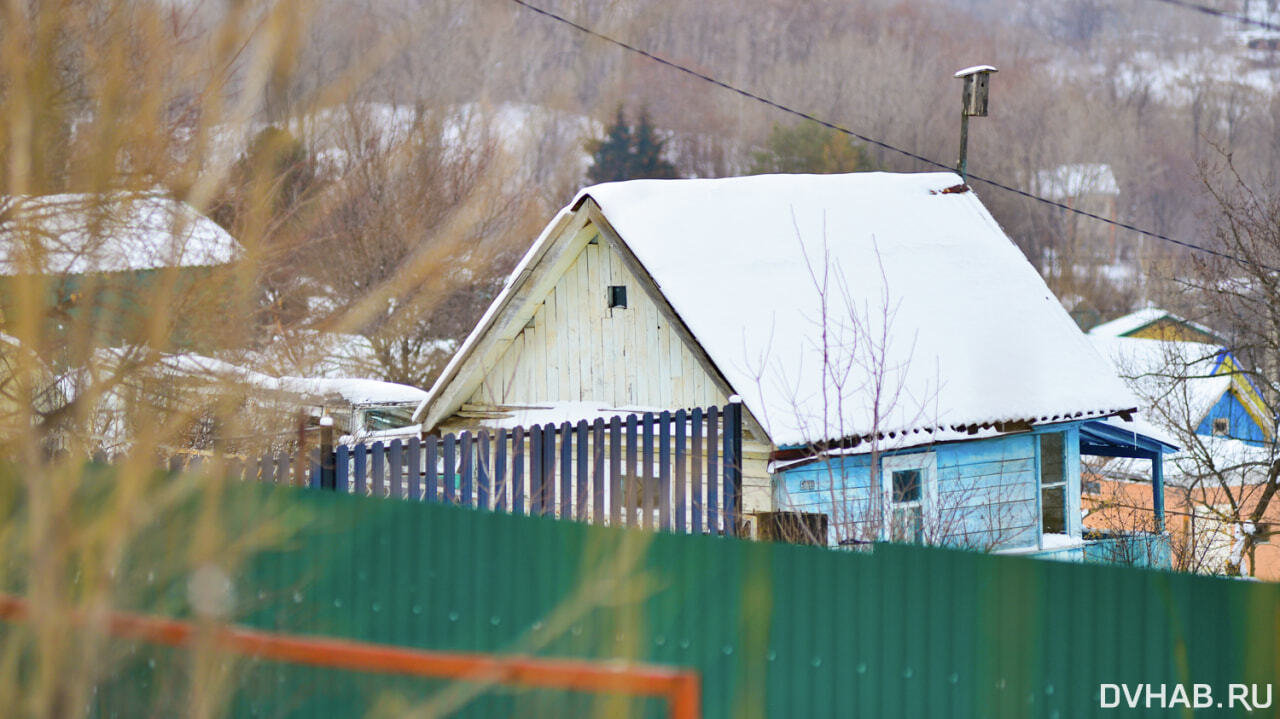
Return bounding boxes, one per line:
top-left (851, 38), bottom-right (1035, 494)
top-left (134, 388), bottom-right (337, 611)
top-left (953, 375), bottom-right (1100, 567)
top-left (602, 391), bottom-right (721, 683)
top-left (1080, 420), bottom-right (1179, 459)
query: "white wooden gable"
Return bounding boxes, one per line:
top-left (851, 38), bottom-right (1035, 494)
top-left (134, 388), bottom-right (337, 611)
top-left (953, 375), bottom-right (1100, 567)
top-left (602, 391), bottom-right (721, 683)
top-left (422, 201), bottom-right (740, 434)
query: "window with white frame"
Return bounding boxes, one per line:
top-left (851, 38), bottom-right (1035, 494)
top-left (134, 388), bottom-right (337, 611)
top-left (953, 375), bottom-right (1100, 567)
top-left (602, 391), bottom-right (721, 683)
top-left (1040, 433), bottom-right (1067, 535)
top-left (881, 453), bottom-right (936, 543)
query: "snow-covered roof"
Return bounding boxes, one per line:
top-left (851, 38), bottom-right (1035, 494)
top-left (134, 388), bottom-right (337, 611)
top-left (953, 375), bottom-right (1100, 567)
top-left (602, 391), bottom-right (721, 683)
top-left (280, 377), bottom-right (428, 406)
top-left (954, 64), bottom-right (998, 77)
top-left (1035, 163), bottom-right (1119, 201)
top-left (1088, 339), bottom-right (1272, 489)
top-left (159, 353), bottom-right (428, 406)
top-left (1087, 307), bottom-right (1220, 341)
top-left (1088, 336), bottom-right (1228, 430)
top-left (423, 171), bottom-right (1137, 448)
top-left (0, 193), bottom-right (240, 275)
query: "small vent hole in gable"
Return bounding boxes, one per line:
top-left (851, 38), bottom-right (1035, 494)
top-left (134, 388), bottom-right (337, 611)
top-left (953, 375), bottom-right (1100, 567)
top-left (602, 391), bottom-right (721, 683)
top-left (608, 285), bottom-right (627, 309)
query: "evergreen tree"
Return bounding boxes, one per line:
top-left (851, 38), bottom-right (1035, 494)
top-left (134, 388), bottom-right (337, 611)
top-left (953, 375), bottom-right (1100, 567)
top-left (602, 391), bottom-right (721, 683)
top-left (586, 107), bottom-right (679, 183)
top-left (750, 122), bottom-right (878, 175)
top-left (630, 110), bottom-right (678, 180)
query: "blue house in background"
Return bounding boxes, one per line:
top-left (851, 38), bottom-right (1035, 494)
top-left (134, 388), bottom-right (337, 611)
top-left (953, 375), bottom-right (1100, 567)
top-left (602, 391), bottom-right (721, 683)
top-left (1195, 359), bottom-right (1270, 445)
top-left (1089, 328), bottom-right (1273, 448)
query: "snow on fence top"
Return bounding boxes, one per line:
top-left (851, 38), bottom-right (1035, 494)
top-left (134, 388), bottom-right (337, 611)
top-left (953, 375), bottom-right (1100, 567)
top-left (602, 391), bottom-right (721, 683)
top-left (0, 193), bottom-right (241, 275)
top-left (579, 171), bottom-right (1135, 448)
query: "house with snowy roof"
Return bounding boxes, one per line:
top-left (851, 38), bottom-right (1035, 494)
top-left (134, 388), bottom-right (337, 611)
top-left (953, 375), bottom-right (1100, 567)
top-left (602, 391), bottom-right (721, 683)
top-left (415, 171), bottom-right (1172, 564)
top-left (1088, 333), bottom-right (1269, 446)
top-left (1086, 330), bottom-right (1278, 575)
top-left (1088, 307), bottom-right (1224, 346)
top-left (0, 192), bottom-right (242, 348)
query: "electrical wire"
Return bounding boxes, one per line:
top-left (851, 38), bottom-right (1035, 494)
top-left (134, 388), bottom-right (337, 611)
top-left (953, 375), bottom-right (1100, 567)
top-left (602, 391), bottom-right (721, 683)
top-left (506, 0), bottom-right (1279, 273)
top-left (1145, 0), bottom-right (1280, 33)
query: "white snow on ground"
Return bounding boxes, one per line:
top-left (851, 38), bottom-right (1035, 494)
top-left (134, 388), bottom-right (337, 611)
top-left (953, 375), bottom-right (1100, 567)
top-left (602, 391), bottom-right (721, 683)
top-left (0, 193), bottom-right (240, 275)
top-left (1051, 47), bottom-right (1280, 106)
top-left (433, 171), bottom-right (1137, 448)
top-left (1035, 163), bottom-right (1119, 201)
top-left (209, 101), bottom-right (600, 178)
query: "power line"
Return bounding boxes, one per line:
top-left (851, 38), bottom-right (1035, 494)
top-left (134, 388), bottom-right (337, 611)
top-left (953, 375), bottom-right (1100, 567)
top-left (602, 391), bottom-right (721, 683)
top-left (1146, 0), bottom-right (1280, 32)
top-left (506, 0), bottom-right (1278, 273)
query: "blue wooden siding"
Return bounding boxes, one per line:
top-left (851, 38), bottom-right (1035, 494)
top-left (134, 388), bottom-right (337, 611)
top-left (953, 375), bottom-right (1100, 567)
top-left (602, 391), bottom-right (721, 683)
top-left (1196, 389), bottom-right (1268, 445)
top-left (777, 424), bottom-right (1083, 551)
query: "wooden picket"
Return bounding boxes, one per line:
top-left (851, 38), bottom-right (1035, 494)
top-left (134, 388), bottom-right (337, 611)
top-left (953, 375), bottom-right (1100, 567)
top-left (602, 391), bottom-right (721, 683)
top-left (149, 403), bottom-right (745, 537)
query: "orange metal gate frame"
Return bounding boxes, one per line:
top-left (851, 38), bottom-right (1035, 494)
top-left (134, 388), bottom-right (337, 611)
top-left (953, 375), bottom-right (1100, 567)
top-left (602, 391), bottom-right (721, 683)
top-left (0, 593), bottom-right (701, 719)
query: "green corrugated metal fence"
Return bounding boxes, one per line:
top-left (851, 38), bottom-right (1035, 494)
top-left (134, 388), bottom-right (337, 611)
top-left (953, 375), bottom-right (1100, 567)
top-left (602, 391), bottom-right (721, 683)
top-left (94, 482), bottom-right (1280, 718)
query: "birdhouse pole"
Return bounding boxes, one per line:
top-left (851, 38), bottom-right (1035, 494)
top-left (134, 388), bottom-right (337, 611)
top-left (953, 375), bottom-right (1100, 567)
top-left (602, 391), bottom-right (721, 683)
top-left (954, 65), bottom-right (997, 184)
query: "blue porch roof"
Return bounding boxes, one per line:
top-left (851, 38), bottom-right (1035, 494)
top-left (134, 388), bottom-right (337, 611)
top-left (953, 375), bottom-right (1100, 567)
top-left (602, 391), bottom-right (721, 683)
top-left (1079, 420), bottom-right (1177, 459)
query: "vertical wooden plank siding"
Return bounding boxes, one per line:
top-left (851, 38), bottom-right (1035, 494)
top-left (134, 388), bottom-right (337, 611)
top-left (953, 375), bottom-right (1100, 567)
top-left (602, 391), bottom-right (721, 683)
top-left (691, 408), bottom-right (703, 534)
top-left (707, 407), bottom-right (719, 534)
top-left (721, 404), bottom-right (736, 536)
top-left (542, 423), bottom-right (557, 517)
top-left (512, 427), bottom-right (525, 514)
top-left (727, 401), bottom-right (743, 537)
top-left (389, 440), bottom-right (403, 499)
top-left (463, 239), bottom-right (729, 412)
top-left (459, 432), bottom-right (473, 507)
top-left (262, 406), bottom-right (745, 540)
top-left (625, 414), bottom-right (639, 528)
top-left (642, 413), bottom-right (656, 531)
top-left (425, 439), bottom-right (438, 503)
top-left (495, 429), bottom-right (509, 512)
top-left (371, 442), bottom-right (385, 498)
top-left (353, 446), bottom-right (367, 495)
top-left (659, 411), bottom-right (672, 531)
top-left (407, 438), bottom-right (421, 501)
top-left (609, 417), bottom-right (622, 527)
top-left (559, 421), bottom-right (573, 520)
top-left (529, 425), bottom-right (542, 516)
top-left (477, 431), bottom-right (491, 511)
top-left (575, 420), bottom-right (590, 521)
top-left (591, 419), bottom-right (606, 525)
top-left (442, 435), bottom-right (456, 504)
top-left (674, 409), bottom-right (687, 533)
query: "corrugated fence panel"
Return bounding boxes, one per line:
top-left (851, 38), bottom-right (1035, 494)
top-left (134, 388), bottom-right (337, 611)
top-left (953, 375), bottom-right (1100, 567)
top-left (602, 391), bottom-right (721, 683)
top-left (90, 481), bottom-right (1271, 719)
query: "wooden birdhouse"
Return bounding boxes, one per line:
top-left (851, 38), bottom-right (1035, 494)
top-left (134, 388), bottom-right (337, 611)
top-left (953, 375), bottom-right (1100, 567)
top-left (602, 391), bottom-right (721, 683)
top-left (954, 65), bottom-right (997, 117)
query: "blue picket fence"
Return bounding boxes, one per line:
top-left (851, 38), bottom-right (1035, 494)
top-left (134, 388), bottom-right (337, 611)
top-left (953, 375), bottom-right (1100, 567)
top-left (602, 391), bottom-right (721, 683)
top-left (219, 404), bottom-right (746, 537)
